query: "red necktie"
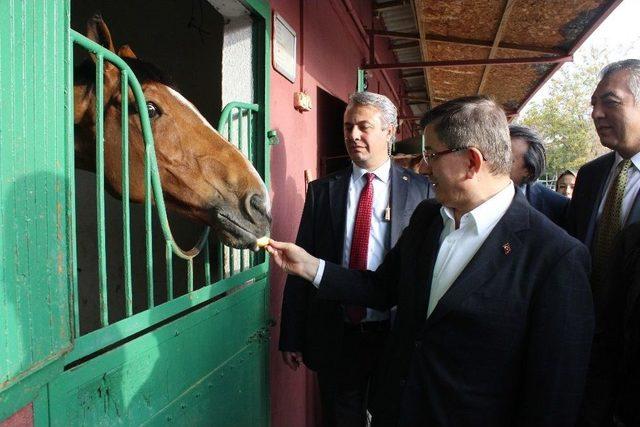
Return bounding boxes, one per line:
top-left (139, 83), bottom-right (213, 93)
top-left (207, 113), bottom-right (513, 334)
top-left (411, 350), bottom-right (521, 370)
top-left (346, 172), bottom-right (374, 323)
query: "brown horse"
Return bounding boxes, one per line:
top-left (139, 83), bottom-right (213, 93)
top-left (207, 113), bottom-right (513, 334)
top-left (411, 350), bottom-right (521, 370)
top-left (74, 15), bottom-right (270, 250)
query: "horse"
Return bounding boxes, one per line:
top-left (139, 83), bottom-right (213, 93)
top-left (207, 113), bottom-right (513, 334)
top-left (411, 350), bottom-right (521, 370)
top-left (74, 15), bottom-right (270, 250)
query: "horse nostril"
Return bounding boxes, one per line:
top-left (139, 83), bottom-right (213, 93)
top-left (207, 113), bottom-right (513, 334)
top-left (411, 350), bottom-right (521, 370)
top-left (245, 193), bottom-right (271, 224)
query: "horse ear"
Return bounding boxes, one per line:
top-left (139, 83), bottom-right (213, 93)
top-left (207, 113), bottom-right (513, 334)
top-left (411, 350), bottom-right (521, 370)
top-left (86, 13), bottom-right (116, 55)
top-left (118, 45), bottom-right (138, 60)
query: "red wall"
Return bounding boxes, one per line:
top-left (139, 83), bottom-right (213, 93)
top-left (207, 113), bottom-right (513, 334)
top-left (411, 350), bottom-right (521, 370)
top-left (268, 1), bottom-right (410, 425)
top-left (1, 405), bottom-right (33, 427)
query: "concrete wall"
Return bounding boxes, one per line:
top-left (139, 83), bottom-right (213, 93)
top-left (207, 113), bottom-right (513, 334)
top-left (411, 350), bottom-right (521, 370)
top-left (267, 1), bottom-right (411, 425)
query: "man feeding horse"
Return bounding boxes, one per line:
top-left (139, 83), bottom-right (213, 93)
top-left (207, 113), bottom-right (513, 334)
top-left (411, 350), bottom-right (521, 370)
top-left (74, 15), bottom-right (270, 250)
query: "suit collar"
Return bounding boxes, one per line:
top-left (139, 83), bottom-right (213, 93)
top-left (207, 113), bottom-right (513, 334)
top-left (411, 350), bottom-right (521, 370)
top-left (425, 191), bottom-right (530, 328)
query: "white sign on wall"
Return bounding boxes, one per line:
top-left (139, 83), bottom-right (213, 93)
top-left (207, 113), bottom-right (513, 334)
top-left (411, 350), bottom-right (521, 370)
top-left (272, 13), bottom-right (297, 83)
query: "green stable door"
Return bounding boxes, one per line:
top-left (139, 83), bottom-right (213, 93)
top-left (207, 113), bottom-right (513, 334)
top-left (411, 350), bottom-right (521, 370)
top-left (0, 1), bottom-right (273, 425)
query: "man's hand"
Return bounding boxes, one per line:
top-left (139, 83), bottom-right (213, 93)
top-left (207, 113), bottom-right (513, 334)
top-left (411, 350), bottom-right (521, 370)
top-left (281, 351), bottom-right (304, 371)
top-left (266, 240), bottom-right (320, 282)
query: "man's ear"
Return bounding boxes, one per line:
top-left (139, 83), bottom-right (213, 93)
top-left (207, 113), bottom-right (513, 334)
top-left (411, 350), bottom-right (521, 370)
top-left (387, 124), bottom-right (397, 141)
top-left (466, 147), bottom-right (484, 177)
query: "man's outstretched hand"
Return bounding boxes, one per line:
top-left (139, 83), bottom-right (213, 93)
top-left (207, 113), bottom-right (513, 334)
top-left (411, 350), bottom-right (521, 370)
top-left (266, 240), bottom-right (320, 282)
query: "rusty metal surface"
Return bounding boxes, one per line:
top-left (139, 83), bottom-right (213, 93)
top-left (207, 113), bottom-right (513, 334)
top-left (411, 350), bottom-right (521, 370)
top-left (373, 0), bottom-right (623, 123)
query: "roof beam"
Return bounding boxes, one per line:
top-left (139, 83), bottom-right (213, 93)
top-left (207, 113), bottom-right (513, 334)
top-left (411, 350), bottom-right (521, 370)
top-left (391, 40), bottom-right (420, 50)
top-left (411, 0), bottom-right (434, 112)
top-left (374, 1), bottom-right (409, 12)
top-left (367, 29), bottom-right (420, 40)
top-left (367, 29), bottom-right (565, 55)
top-left (423, 34), bottom-right (565, 55)
top-left (363, 55), bottom-right (572, 70)
top-left (477, 0), bottom-right (517, 95)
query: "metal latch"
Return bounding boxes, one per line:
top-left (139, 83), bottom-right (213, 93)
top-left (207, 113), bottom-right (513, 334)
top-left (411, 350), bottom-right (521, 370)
top-left (267, 130), bottom-right (280, 145)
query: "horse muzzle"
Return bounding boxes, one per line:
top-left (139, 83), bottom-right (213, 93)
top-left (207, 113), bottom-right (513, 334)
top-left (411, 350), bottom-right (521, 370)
top-left (210, 193), bottom-right (271, 249)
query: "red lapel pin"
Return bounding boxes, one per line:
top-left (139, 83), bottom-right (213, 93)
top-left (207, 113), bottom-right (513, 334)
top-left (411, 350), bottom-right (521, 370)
top-left (502, 242), bottom-right (511, 255)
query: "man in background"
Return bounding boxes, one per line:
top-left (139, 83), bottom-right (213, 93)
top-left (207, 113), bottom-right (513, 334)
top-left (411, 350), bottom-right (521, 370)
top-left (509, 124), bottom-right (569, 226)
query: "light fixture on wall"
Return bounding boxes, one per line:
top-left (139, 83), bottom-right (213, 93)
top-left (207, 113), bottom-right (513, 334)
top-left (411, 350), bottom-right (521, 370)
top-left (294, 91), bottom-right (312, 112)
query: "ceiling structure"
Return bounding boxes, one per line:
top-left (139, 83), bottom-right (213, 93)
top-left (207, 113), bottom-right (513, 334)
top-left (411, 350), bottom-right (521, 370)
top-left (371, 0), bottom-right (623, 129)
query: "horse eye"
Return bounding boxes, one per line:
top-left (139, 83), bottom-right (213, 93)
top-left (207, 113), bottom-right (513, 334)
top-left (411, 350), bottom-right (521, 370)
top-left (146, 102), bottom-right (161, 119)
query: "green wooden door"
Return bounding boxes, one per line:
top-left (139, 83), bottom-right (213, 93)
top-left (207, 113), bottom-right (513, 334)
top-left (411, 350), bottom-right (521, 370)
top-left (46, 0), bottom-right (273, 425)
top-left (0, 0), bottom-right (74, 421)
top-left (1, 0), bottom-right (272, 425)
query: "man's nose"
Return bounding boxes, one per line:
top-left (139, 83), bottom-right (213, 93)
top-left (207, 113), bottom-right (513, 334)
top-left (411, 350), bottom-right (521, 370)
top-left (592, 103), bottom-right (604, 120)
top-left (347, 127), bottom-right (362, 140)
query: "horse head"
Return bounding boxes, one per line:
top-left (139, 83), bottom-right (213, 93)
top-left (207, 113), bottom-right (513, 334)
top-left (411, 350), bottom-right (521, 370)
top-left (73, 15), bottom-right (271, 249)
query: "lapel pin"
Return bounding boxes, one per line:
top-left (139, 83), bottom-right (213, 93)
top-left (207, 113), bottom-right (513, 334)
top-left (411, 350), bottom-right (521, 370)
top-left (402, 176), bottom-right (408, 181)
top-left (502, 242), bottom-right (512, 255)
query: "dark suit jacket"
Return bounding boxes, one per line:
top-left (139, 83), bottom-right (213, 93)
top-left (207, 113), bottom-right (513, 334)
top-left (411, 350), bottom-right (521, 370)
top-left (579, 222), bottom-right (640, 427)
top-left (526, 182), bottom-right (569, 227)
top-left (567, 152), bottom-right (640, 250)
top-left (319, 192), bottom-right (594, 426)
top-left (279, 164), bottom-right (432, 371)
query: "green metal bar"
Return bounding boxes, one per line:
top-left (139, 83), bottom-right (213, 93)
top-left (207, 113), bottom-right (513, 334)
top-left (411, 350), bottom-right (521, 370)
top-left (204, 240), bottom-right (211, 285)
top-left (217, 102), bottom-right (261, 278)
top-left (248, 109), bottom-right (254, 161)
top-left (67, 19), bottom-right (80, 338)
top-left (238, 109), bottom-right (249, 272)
top-left (145, 137), bottom-right (154, 308)
top-left (238, 107), bottom-right (244, 154)
top-left (217, 101), bottom-right (259, 130)
top-left (248, 109), bottom-right (255, 268)
top-left (121, 70), bottom-right (133, 318)
top-left (95, 53), bottom-right (109, 328)
top-left (166, 241), bottom-right (173, 300)
top-left (187, 259), bottom-right (194, 293)
top-left (228, 109), bottom-right (235, 277)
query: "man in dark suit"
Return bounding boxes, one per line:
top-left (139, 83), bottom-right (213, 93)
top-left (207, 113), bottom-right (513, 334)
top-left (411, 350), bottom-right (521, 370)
top-left (270, 96), bottom-right (594, 426)
top-left (279, 91), bottom-right (431, 426)
top-left (569, 59), bottom-right (640, 427)
top-left (509, 124), bottom-right (569, 226)
top-left (579, 222), bottom-right (640, 427)
top-left (567, 59), bottom-right (640, 275)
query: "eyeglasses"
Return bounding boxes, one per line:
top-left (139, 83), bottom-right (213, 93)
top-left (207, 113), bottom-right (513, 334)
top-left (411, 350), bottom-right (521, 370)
top-left (422, 147), bottom-right (466, 165)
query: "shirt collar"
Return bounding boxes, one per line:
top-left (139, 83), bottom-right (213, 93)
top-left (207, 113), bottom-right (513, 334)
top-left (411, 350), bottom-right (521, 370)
top-left (440, 181), bottom-right (515, 234)
top-left (351, 159), bottom-right (391, 184)
top-left (614, 151), bottom-right (640, 172)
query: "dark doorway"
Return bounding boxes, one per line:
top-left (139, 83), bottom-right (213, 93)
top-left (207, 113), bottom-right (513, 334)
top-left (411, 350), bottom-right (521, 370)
top-left (317, 88), bottom-right (348, 177)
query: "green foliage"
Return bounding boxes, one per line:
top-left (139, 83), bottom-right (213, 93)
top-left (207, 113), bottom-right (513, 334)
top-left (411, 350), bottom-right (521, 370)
top-left (517, 45), bottom-right (613, 174)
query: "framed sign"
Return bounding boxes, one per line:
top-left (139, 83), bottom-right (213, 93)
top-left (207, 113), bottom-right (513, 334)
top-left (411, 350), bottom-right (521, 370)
top-left (272, 13), bottom-right (297, 83)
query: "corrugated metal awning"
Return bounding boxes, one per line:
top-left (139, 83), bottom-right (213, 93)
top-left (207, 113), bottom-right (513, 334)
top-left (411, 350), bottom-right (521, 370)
top-left (372, 0), bottom-right (623, 126)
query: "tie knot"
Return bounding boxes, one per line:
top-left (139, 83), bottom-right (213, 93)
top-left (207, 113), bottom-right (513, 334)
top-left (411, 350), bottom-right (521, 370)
top-left (365, 172), bottom-right (375, 183)
top-left (619, 159), bottom-right (633, 174)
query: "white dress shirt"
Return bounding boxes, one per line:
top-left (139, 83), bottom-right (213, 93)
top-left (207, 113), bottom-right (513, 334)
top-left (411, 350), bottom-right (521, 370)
top-left (313, 160), bottom-right (392, 322)
top-left (427, 183), bottom-right (515, 317)
top-left (596, 151), bottom-right (640, 225)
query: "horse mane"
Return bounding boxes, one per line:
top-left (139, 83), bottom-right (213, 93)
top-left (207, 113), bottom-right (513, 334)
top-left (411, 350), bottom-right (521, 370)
top-left (74, 56), bottom-right (176, 89)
